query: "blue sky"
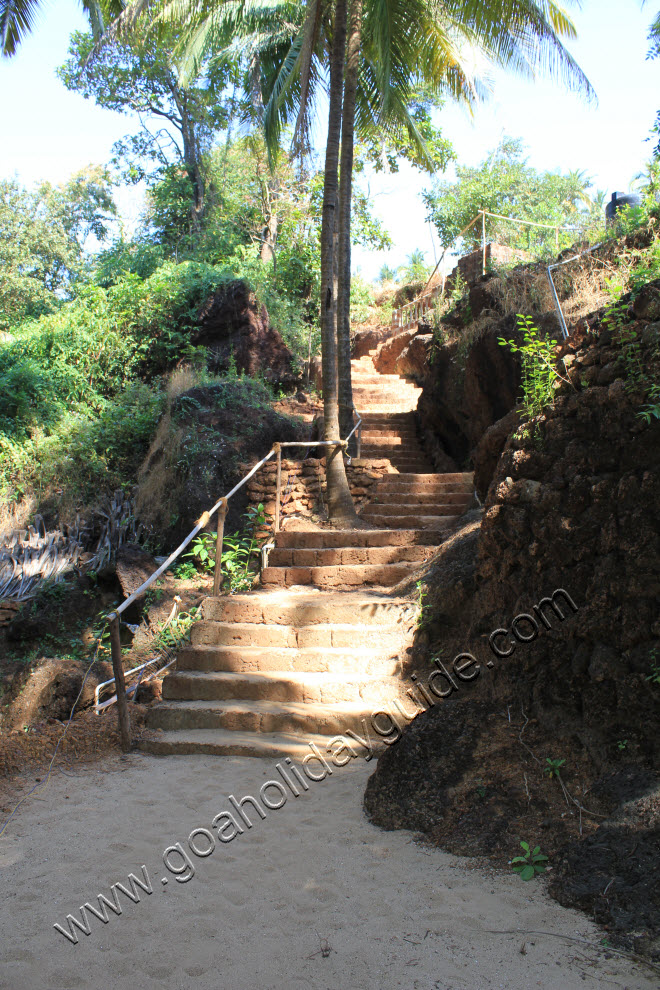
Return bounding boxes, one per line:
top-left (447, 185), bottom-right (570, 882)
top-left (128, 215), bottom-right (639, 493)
top-left (1, 0), bottom-right (659, 280)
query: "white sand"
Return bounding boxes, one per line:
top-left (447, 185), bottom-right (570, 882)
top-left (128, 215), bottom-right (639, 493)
top-left (0, 751), bottom-right (654, 990)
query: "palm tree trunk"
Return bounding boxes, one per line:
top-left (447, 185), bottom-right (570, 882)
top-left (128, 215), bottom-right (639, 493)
top-left (337, 0), bottom-right (363, 450)
top-left (320, 0), bottom-right (358, 525)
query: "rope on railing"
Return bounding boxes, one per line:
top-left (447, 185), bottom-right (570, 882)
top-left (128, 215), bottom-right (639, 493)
top-left (106, 408), bottom-right (362, 751)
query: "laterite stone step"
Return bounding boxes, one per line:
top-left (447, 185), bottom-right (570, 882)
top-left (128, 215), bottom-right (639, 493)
top-left (200, 590), bottom-right (418, 625)
top-left (260, 562), bottom-right (421, 589)
top-left (150, 698), bottom-right (385, 735)
top-left (272, 530), bottom-right (445, 548)
top-left (372, 492), bottom-right (473, 507)
top-left (375, 481), bottom-right (472, 495)
top-left (359, 435), bottom-right (414, 447)
top-left (376, 472), bottom-right (474, 486)
top-left (361, 418), bottom-right (416, 426)
top-left (360, 503), bottom-right (464, 517)
top-left (351, 374), bottom-right (408, 385)
top-left (162, 670), bottom-right (405, 704)
top-left (191, 620), bottom-right (406, 649)
top-left (140, 729), bottom-right (382, 759)
top-left (268, 546), bottom-right (434, 567)
top-left (359, 511), bottom-right (460, 529)
top-left (176, 646), bottom-right (403, 675)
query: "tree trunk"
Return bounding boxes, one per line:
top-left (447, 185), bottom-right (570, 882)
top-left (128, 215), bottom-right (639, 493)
top-left (259, 178), bottom-right (279, 271)
top-left (180, 100), bottom-right (205, 234)
top-left (320, 0), bottom-right (358, 525)
top-left (337, 0), bottom-right (363, 450)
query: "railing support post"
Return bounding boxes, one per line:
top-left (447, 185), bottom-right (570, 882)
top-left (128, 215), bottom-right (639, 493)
top-left (109, 613), bottom-right (131, 752)
top-left (274, 444), bottom-right (282, 533)
top-left (213, 499), bottom-right (227, 597)
top-left (481, 210), bottom-right (486, 275)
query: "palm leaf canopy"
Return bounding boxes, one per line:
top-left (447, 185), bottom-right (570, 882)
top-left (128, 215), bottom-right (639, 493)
top-left (151, 0), bottom-right (593, 166)
top-left (1, 0), bottom-right (124, 54)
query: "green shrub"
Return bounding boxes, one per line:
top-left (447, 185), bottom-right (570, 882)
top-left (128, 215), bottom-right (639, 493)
top-left (0, 253), bottom-right (315, 513)
top-left (499, 314), bottom-right (562, 417)
top-left (0, 381), bottom-right (163, 505)
top-left (350, 273), bottom-right (375, 324)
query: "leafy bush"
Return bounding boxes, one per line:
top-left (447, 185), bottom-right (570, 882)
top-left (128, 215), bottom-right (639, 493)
top-left (94, 237), bottom-right (165, 286)
top-left (499, 315), bottom-right (563, 417)
top-left (0, 382), bottom-right (163, 505)
top-left (1, 249), bottom-right (313, 515)
top-left (350, 273), bottom-right (375, 324)
top-left (185, 503), bottom-right (266, 594)
top-left (2, 285), bottom-right (140, 431)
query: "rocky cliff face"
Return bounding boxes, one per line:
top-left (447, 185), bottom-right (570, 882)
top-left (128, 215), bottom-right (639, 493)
top-left (417, 323), bottom-right (520, 471)
top-left (195, 279), bottom-right (296, 386)
top-left (364, 296), bottom-right (660, 955)
top-left (472, 318), bottom-right (660, 763)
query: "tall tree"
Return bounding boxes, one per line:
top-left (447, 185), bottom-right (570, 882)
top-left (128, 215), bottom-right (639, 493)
top-left (423, 137), bottom-right (595, 253)
top-left (318, 0), bottom-right (357, 523)
top-left (1, 0), bottom-right (121, 54)
top-left (58, 29), bottom-right (235, 236)
top-left (0, 168), bottom-right (116, 329)
top-left (336, 0), bottom-right (363, 445)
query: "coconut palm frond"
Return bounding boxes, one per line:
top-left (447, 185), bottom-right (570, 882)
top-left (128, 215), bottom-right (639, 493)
top-left (292, 0), bottom-right (325, 152)
top-left (1, 0), bottom-right (42, 55)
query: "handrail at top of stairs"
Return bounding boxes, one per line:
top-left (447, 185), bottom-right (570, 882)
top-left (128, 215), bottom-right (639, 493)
top-left (105, 405), bottom-right (362, 751)
top-left (392, 210), bottom-right (569, 332)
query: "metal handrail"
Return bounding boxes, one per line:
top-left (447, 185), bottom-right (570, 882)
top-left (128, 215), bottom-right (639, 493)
top-left (547, 241), bottom-right (605, 339)
top-left (392, 210), bottom-right (572, 330)
top-left (106, 415), bottom-right (362, 751)
top-left (343, 406), bottom-right (362, 459)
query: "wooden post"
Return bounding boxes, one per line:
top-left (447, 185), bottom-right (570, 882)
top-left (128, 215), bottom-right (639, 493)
top-left (481, 211), bottom-right (486, 275)
top-left (213, 500), bottom-right (227, 597)
top-left (274, 444), bottom-right (282, 533)
top-left (109, 614), bottom-right (131, 752)
top-left (306, 328), bottom-right (313, 385)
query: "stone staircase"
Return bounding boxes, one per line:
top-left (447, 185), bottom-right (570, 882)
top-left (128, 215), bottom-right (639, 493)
top-left (141, 346), bottom-right (474, 758)
top-left (359, 473), bottom-right (474, 530)
top-left (142, 590), bottom-right (417, 758)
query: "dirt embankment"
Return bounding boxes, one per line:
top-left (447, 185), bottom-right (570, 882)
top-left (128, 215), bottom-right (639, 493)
top-left (135, 377), bottom-right (310, 546)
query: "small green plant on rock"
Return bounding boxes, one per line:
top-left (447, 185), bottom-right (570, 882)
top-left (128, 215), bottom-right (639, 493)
top-left (185, 503), bottom-right (266, 594)
top-left (415, 580), bottom-right (428, 628)
top-left (144, 580), bottom-right (164, 609)
top-left (618, 323), bottom-right (647, 392)
top-left (638, 383), bottom-right (660, 423)
top-left (499, 315), bottom-right (565, 416)
top-left (646, 651), bottom-right (660, 686)
top-left (152, 606), bottom-right (200, 652)
top-left (544, 757), bottom-right (566, 779)
top-left (171, 560), bottom-right (199, 580)
top-left (617, 739), bottom-right (628, 751)
top-left (511, 841), bottom-right (549, 881)
top-left (449, 269), bottom-right (468, 307)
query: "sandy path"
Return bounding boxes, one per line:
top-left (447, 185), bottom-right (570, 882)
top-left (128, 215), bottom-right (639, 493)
top-left (0, 752), bottom-right (653, 990)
